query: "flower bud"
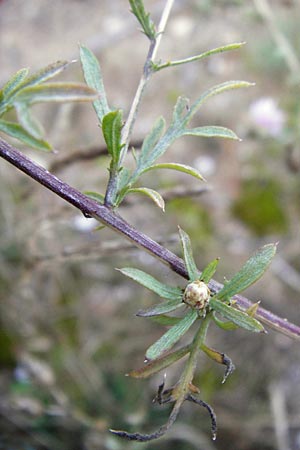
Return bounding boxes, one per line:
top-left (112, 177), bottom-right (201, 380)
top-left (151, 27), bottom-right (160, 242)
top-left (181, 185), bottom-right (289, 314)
top-left (183, 280), bottom-right (210, 311)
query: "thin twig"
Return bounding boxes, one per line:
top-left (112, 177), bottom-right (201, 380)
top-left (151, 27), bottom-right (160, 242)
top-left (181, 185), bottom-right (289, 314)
top-left (119, 0), bottom-right (175, 165)
top-left (0, 137), bottom-right (300, 340)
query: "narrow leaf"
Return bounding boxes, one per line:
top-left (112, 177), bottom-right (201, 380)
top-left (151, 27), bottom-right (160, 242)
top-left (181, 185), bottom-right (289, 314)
top-left (137, 298), bottom-right (184, 317)
top-left (128, 345), bottom-right (191, 378)
top-left (181, 126), bottom-right (240, 141)
top-left (178, 227), bottom-right (199, 281)
top-left (212, 312), bottom-right (239, 330)
top-left (13, 83), bottom-right (97, 104)
top-left (146, 309), bottom-right (198, 360)
top-left (172, 96), bottom-right (189, 124)
top-left (17, 60), bottom-right (71, 90)
top-left (150, 315), bottom-right (181, 326)
top-left (0, 119), bottom-right (52, 151)
top-left (118, 268), bottom-right (183, 300)
top-left (210, 297), bottom-right (265, 333)
top-left (216, 243), bottom-right (277, 301)
top-left (143, 162), bottom-right (205, 181)
top-left (2, 68), bottom-right (29, 99)
top-left (80, 45), bottom-right (110, 123)
top-left (102, 110), bottom-right (123, 163)
top-left (201, 258), bottom-right (220, 284)
top-left (137, 116), bottom-right (165, 170)
top-left (184, 80), bottom-right (254, 126)
top-left (84, 191), bottom-right (104, 204)
top-left (127, 187), bottom-right (165, 211)
top-left (15, 102), bottom-right (44, 139)
top-left (129, 0), bottom-right (156, 39)
top-left (153, 42), bottom-right (246, 71)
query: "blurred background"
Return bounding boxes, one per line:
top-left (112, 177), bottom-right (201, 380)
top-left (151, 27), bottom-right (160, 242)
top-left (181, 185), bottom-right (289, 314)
top-left (0, 0), bottom-right (300, 449)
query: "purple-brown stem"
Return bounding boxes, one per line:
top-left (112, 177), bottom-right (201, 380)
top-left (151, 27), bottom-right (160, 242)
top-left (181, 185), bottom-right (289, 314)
top-left (0, 136), bottom-right (299, 340)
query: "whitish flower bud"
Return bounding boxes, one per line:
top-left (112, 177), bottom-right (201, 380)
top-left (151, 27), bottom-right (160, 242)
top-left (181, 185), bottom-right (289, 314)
top-left (183, 280), bottom-right (210, 311)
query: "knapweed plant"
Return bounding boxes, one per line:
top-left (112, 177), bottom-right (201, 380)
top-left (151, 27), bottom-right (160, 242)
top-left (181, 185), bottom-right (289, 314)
top-left (0, 0), bottom-right (299, 444)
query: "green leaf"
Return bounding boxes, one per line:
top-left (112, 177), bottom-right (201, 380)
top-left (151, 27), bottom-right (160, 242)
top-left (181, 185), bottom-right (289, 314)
top-left (209, 297), bottom-right (265, 333)
top-left (84, 191), bottom-right (105, 204)
top-left (13, 83), bottom-right (97, 104)
top-left (137, 116), bottom-right (166, 171)
top-left (15, 102), bottom-right (44, 139)
top-left (128, 344), bottom-right (191, 378)
top-left (0, 119), bottom-right (52, 151)
top-left (17, 60), bottom-right (71, 90)
top-left (102, 110), bottom-right (123, 164)
top-left (146, 309), bottom-right (198, 360)
top-left (80, 45), bottom-right (110, 124)
top-left (143, 162), bottom-right (205, 181)
top-left (212, 312), bottom-right (239, 331)
top-left (184, 80), bottom-right (254, 126)
top-left (126, 187), bottom-right (165, 211)
top-left (201, 258), bottom-right (220, 284)
top-left (216, 243), bottom-right (277, 301)
top-left (153, 42), bottom-right (246, 72)
top-left (137, 298), bottom-right (184, 317)
top-left (181, 126), bottom-right (240, 141)
top-left (129, 0), bottom-right (156, 40)
top-left (150, 315), bottom-right (181, 326)
top-left (2, 68), bottom-right (29, 99)
top-left (118, 268), bottom-right (183, 300)
top-left (178, 227), bottom-right (199, 282)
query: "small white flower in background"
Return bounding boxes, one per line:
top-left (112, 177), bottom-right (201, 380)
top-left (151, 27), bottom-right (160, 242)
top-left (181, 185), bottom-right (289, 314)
top-left (72, 215), bottom-right (98, 233)
top-left (249, 97), bottom-right (286, 137)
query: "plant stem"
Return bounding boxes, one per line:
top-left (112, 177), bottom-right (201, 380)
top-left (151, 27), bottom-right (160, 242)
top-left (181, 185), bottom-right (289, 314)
top-left (176, 315), bottom-right (211, 399)
top-left (104, 0), bottom-right (174, 206)
top-left (0, 136), bottom-right (300, 341)
top-left (119, 0), bottom-right (174, 165)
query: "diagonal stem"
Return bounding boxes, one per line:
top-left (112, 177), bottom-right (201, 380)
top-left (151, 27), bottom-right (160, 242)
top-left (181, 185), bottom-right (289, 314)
top-left (0, 137), bottom-right (299, 341)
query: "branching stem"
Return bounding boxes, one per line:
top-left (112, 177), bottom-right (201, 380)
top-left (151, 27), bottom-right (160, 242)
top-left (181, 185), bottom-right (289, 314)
top-left (0, 137), bottom-right (300, 341)
top-left (119, 0), bottom-right (174, 165)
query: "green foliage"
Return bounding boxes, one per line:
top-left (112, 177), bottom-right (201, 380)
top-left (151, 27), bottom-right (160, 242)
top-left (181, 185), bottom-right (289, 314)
top-left (102, 110), bottom-right (124, 167)
top-left (0, 61), bottom-right (97, 150)
top-left (215, 244), bottom-right (277, 301)
top-left (79, 44), bottom-right (110, 124)
top-left (120, 230), bottom-right (276, 369)
top-left (129, 0), bottom-right (156, 40)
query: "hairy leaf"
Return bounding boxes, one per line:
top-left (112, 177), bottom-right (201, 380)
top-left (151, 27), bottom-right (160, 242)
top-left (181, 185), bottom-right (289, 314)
top-left (201, 258), bottom-right (220, 284)
top-left (2, 68), bottom-right (29, 99)
top-left (137, 116), bottom-right (165, 170)
top-left (17, 61), bottom-right (71, 90)
top-left (102, 110), bottom-right (123, 164)
top-left (143, 162), bottom-right (205, 181)
top-left (126, 187), bottom-right (165, 211)
top-left (80, 45), bottom-right (110, 124)
top-left (129, 0), bottom-right (156, 39)
top-left (15, 102), bottom-right (44, 139)
top-left (0, 119), bottom-right (51, 151)
top-left (118, 268), bottom-right (182, 300)
top-left (210, 298), bottom-right (265, 333)
top-left (178, 227), bottom-right (199, 281)
top-left (13, 83), bottom-right (97, 104)
top-left (128, 345), bottom-right (191, 378)
top-left (146, 309), bottom-right (198, 360)
top-left (216, 243), bottom-right (277, 301)
top-left (153, 42), bottom-right (246, 71)
top-left (84, 191), bottom-right (105, 204)
top-left (137, 298), bottom-right (184, 317)
top-left (181, 126), bottom-right (240, 141)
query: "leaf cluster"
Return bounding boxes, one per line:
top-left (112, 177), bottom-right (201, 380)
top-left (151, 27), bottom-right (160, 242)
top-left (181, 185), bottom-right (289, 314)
top-left (0, 61), bottom-right (97, 151)
top-left (120, 228), bottom-right (276, 369)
